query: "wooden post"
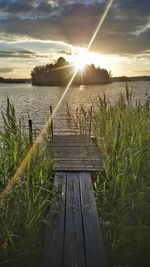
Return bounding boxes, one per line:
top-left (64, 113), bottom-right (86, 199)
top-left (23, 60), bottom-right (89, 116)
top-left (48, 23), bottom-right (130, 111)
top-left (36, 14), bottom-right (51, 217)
top-left (28, 119), bottom-right (33, 145)
top-left (89, 106), bottom-right (92, 137)
top-left (50, 105), bottom-right (54, 138)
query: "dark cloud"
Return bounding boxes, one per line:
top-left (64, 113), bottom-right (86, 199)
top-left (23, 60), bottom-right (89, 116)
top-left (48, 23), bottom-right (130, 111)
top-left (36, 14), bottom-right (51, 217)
top-left (0, 0), bottom-right (33, 13)
top-left (0, 0), bottom-right (149, 55)
top-left (36, 2), bottom-right (55, 14)
top-left (117, 0), bottom-right (150, 16)
top-left (0, 48), bottom-right (67, 59)
top-left (7, 3), bottom-right (32, 13)
top-left (0, 50), bottom-right (33, 57)
top-left (58, 50), bottom-right (72, 55)
top-left (0, 50), bottom-right (39, 58)
top-left (0, 67), bottom-right (14, 73)
top-left (0, 1), bottom-right (8, 9)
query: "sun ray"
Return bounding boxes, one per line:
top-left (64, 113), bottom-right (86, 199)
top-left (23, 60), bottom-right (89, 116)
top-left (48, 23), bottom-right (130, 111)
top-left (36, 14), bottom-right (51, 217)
top-left (0, 0), bottom-right (114, 201)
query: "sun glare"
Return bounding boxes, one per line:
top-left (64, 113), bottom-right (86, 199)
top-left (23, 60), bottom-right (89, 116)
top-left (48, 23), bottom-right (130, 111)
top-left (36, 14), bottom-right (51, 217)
top-left (71, 51), bottom-right (108, 72)
top-left (75, 59), bottom-right (86, 71)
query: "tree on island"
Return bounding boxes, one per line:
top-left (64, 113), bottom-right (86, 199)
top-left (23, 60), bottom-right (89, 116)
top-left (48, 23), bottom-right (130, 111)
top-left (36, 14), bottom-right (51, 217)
top-left (31, 57), bottom-right (111, 86)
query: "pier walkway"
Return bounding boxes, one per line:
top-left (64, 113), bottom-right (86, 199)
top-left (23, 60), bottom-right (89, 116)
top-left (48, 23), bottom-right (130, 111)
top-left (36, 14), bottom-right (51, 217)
top-left (47, 134), bottom-right (103, 171)
top-left (41, 134), bottom-right (107, 267)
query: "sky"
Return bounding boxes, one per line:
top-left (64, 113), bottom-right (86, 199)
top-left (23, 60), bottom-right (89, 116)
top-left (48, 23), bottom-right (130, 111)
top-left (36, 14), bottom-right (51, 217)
top-left (0, 0), bottom-right (149, 78)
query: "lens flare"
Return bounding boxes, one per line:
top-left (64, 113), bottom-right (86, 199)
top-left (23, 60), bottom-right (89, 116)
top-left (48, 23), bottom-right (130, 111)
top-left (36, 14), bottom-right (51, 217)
top-left (0, 0), bottom-right (114, 201)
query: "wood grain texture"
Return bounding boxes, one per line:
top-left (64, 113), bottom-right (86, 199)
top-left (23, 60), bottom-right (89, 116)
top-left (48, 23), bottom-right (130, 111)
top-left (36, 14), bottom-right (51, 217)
top-left (79, 172), bottom-right (107, 267)
top-left (41, 172), bottom-right (107, 267)
top-left (47, 135), bottom-right (103, 171)
top-left (63, 172), bottom-right (86, 267)
top-left (41, 172), bottom-right (66, 267)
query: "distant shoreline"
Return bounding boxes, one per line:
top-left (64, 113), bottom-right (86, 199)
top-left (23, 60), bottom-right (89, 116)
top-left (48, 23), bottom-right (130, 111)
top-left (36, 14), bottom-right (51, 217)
top-left (0, 77), bottom-right (31, 84)
top-left (111, 76), bottom-right (150, 82)
top-left (0, 76), bottom-right (150, 84)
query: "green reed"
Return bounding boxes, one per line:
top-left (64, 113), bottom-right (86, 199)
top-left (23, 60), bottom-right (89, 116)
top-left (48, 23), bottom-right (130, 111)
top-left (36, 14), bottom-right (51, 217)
top-left (67, 86), bottom-right (150, 266)
top-left (0, 99), bottom-right (54, 266)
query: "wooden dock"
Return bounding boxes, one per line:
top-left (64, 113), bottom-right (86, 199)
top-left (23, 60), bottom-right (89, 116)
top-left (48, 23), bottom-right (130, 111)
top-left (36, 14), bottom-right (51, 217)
top-left (47, 135), bottom-right (103, 171)
top-left (41, 135), bottom-right (107, 267)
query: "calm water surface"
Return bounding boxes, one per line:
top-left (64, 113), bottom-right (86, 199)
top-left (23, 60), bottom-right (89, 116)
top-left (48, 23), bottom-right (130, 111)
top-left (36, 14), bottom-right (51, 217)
top-left (0, 81), bottom-right (150, 132)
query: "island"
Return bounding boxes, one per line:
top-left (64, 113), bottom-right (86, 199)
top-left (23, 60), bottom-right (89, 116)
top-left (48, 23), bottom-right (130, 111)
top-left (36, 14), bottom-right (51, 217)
top-left (31, 57), bottom-right (111, 86)
top-left (1, 58), bottom-right (149, 85)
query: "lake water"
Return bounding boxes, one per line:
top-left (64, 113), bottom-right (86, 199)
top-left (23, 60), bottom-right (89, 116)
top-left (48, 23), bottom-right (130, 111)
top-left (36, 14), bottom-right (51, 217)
top-left (0, 81), bottom-right (150, 132)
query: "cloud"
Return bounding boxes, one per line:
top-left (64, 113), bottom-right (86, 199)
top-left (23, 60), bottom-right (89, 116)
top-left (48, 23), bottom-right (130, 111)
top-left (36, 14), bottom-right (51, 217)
top-left (0, 49), bottom-right (72, 59)
top-left (0, 50), bottom-right (36, 58)
top-left (58, 49), bottom-right (72, 55)
top-left (0, 0), bottom-right (149, 57)
top-left (0, 67), bottom-right (14, 73)
top-left (0, 0), bottom-right (33, 14)
top-left (0, 40), bottom-right (74, 55)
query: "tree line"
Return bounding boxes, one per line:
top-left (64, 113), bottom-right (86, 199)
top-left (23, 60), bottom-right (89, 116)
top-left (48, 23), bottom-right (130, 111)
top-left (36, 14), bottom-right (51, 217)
top-left (31, 57), bottom-right (111, 86)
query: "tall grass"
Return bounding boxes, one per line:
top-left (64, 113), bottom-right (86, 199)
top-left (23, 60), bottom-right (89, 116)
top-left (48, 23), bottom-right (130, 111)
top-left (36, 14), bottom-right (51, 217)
top-left (67, 103), bottom-right (93, 135)
top-left (0, 99), bottom-right (54, 266)
top-left (67, 87), bottom-right (150, 267)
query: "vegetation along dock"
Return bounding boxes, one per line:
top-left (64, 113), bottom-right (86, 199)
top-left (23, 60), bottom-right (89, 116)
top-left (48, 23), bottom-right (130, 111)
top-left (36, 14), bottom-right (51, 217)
top-left (1, 89), bottom-right (150, 267)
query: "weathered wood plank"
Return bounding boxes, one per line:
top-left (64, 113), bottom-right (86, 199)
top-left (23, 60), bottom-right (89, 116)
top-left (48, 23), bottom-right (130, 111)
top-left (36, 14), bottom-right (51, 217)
top-left (41, 171), bottom-right (107, 267)
top-left (63, 172), bottom-right (86, 267)
top-left (47, 134), bottom-right (102, 172)
top-left (41, 172), bottom-right (66, 267)
top-left (52, 155), bottom-right (100, 160)
top-left (50, 135), bottom-right (82, 141)
top-left (48, 135), bottom-right (97, 147)
top-left (51, 135), bottom-right (80, 138)
top-left (49, 144), bottom-right (96, 148)
top-left (50, 140), bottom-right (93, 145)
top-left (55, 166), bottom-right (102, 172)
top-left (50, 146), bottom-right (100, 151)
top-left (79, 172), bottom-right (107, 267)
top-left (56, 159), bottom-right (102, 168)
top-left (55, 158), bottom-right (102, 162)
top-left (48, 148), bottom-right (100, 156)
top-left (57, 166), bottom-right (103, 172)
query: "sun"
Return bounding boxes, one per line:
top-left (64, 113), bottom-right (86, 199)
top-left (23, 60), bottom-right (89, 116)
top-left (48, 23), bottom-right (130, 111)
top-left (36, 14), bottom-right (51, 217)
top-left (68, 50), bottom-right (110, 76)
top-left (71, 51), bottom-right (107, 71)
top-left (74, 58), bottom-right (86, 71)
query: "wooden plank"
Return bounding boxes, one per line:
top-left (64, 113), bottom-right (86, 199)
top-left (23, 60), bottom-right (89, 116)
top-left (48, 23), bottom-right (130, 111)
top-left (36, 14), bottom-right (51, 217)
top-left (55, 167), bottom-right (103, 172)
top-left (48, 147), bottom-right (100, 156)
top-left (46, 135), bottom-right (103, 171)
top-left (55, 160), bottom-right (102, 166)
top-left (49, 136), bottom-right (97, 147)
top-left (50, 140), bottom-right (93, 145)
top-left (51, 145), bottom-right (100, 151)
top-left (50, 145), bottom-right (100, 151)
top-left (49, 137), bottom-right (84, 140)
top-left (41, 172), bottom-right (66, 267)
top-left (45, 154), bottom-right (100, 161)
top-left (41, 171), bottom-right (107, 266)
top-left (49, 144), bottom-right (96, 148)
top-left (55, 163), bottom-right (102, 172)
top-left (55, 158), bottom-right (101, 162)
top-left (63, 172), bottom-right (86, 267)
top-left (51, 138), bottom-right (81, 142)
top-left (47, 154), bottom-right (101, 162)
top-left (51, 136), bottom-right (98, 145)
top-left (50, 139), bottom-right (83, 143)
top-left (52, 155), bottom-right (100, 160)
top-left (51, 135), bottom-right (81, 139)
top-left (79, 172), bottom-right (107, 267)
